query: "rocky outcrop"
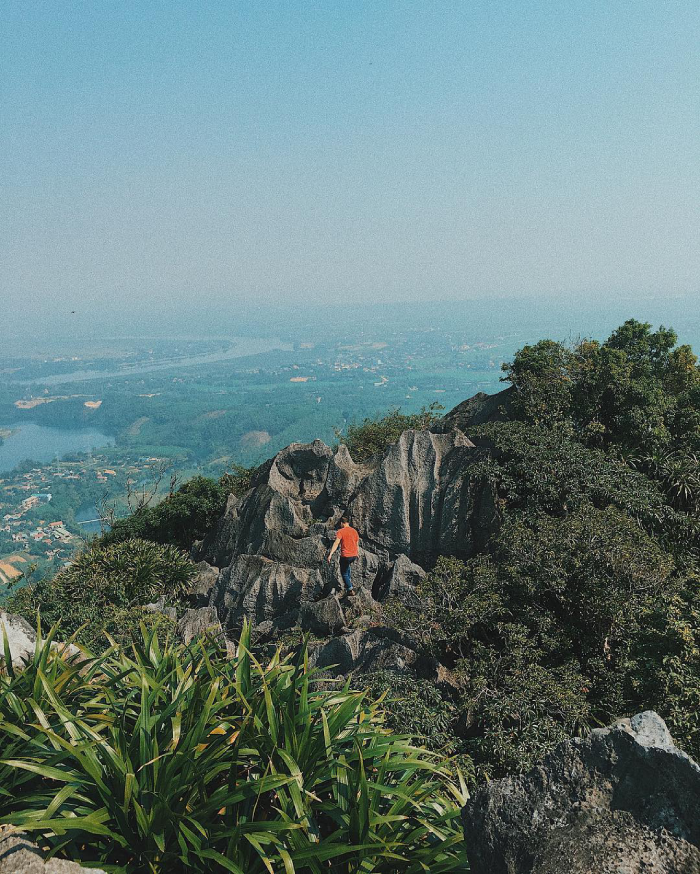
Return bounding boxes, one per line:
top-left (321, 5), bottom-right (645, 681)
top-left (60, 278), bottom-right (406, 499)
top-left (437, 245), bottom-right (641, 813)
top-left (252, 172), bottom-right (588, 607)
top-left (299, 594), bottom-right (346, 637)
top-left (462, 711), bottom-right (700, 874)
top-left (308, 627), bottom-right (435, 678)
top-left (0, 612), bottom-right (35, 668)
top-left (434, 385), bottom-right (514, 433)
top-left (0, 832), bottom-right (105, 874)
top-left (199, 427), bottom-right (496, 662)
top-left (188, 560), bottom-right (219, 607)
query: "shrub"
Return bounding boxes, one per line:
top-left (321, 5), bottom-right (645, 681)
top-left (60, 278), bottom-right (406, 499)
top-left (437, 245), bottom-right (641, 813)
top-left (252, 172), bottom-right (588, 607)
top-left (501, 319), bottom-right (700, 453)
top-left (102, 476), bottom-right (229, 550)
top-left (362, 670), bottom-right (475, 781)
top-left (5, 538), bottom-right (192, 651)
top-left (55, 538), bottom-right (195, 607)
top-left (218, 463), bottom-right (255, 498)
top-left (0, 624), bottom-right (469, 873)
top-left (336, 403), bottom-right (444, 462)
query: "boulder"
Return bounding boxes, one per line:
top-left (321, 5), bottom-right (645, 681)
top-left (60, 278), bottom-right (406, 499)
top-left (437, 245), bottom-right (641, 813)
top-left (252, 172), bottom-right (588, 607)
top-left (188, 561), bottom-right (219, 607)
top-left (434, 386), bottom-right (514, 432)
top-left (299, 595), bottom-right (346, 637)
top-left (0, 613), bottom-right (80, 669)
top-left (143, 597), bottom-right (177, 621)
top-left (375, 553), bottom-right (425, 605)
top-left (0, 612), bottom-right (35, 668)
top-left (0, 832), bottom-right (105, 874)
top-left (462, 711), bottom-right (700, 874)
top-left (177, 607), bottom-right (224, 646)
top-left (308, 628), bottom-right (423, 677)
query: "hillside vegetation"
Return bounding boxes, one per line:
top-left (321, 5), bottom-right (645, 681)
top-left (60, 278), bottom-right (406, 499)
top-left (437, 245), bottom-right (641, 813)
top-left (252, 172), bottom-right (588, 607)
top-left (2, 319), bottom-right (699, 870)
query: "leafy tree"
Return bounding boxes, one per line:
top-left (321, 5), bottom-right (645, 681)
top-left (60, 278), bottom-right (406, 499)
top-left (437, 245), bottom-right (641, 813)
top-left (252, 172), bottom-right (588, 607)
top-left (218, 462), bottom-right (255, 497)
top-left (102, 475), bottom-right (229, 550)
top-left (501, 319), bottom-right (700, 454)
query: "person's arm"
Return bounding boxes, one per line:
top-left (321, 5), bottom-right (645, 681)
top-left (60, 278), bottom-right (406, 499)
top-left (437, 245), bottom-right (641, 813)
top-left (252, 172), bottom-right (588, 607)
top-left (327, 536), bottom-right (341, 562)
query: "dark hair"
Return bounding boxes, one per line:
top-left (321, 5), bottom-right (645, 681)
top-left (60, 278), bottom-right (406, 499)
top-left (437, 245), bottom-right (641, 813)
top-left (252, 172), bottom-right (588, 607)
top-left (340, 516), bottom-right (349, 524)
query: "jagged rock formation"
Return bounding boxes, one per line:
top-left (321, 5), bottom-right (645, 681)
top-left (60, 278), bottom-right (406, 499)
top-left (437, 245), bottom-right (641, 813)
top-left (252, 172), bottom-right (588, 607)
top-left (195, 424), bottom-right (498, 673)
top-left (0, 832), bottom-right (105, 874)
top-left (462, 711), bottom-right (700, 874)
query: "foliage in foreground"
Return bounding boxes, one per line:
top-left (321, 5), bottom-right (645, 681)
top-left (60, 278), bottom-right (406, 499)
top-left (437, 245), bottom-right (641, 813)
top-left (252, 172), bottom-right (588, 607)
top-left (0, 624), bottom-right (468, 873)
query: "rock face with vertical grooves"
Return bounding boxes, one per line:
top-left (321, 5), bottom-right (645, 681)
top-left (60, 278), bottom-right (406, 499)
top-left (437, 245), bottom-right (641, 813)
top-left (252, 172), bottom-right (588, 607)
top-left (461, 711), bottom-right (700, 874)
top-left (198, 428), bottom-right (497, 660)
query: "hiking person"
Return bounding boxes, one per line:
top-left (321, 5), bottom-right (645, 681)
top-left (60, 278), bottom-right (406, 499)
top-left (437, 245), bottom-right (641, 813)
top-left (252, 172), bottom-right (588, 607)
top-left (327, 516), bottom-right (358, 597)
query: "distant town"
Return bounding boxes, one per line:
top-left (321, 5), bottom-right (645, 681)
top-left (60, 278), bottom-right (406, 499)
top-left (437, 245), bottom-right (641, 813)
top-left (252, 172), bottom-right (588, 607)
top-left (0, 453), bottom-right (175, 586)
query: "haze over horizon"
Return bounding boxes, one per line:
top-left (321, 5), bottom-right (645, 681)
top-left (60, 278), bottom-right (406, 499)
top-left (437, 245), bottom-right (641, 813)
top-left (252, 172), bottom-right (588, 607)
top-left (3, 1), bottom-right (699, 319)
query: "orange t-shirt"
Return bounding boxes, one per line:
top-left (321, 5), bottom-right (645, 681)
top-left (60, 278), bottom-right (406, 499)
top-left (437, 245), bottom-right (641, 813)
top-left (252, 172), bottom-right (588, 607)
top-left (336, 526), bottom-right (359, 557)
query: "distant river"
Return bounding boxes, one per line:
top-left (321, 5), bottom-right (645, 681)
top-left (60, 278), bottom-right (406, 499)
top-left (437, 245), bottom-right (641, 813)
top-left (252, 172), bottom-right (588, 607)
top-left (0, 423), bottom-right (115, 473)
top-left (15, 336), bottom-right (293, 386)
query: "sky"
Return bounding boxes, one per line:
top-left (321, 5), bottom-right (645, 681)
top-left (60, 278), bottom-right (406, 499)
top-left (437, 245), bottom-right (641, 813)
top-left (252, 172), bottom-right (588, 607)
top-left (2, 0), bottom-right (699, 320)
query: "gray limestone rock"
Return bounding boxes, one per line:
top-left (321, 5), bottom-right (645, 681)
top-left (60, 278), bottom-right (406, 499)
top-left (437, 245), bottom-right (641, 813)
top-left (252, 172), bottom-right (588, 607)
top-left (308, 628), bottom-right (423, 677)
top-left (299, 595), bottom-right (346, 637)
top-left (0, 612), bottom-right (81, 669)
top-left (434, 385), bottom-right (514, 432)
top-left (177, 607), bottom-right (224, 646)
top-left (188, 560), bottom-right (220, 607)
top-left (375, 553), bottom-right (425, 606)
top-left (0, 833), bottom-right (105, 874)
top-left (462, 710), bottom-right (700, 874)
top-left (143, 597), bottom-right (177, 621)
top-left (0, 612), bottom-right (35, 668)
top-left (201, 424), bottom-right (494, 636)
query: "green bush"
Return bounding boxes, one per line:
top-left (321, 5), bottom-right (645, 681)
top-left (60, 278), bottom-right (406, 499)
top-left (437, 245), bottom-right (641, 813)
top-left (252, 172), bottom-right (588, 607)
top-left (5, 538), bottom-right (192, 651)
top-left (56, 538), bottom-right (195, 607)
top-left (0, 624), bottom-right (468, 873)
top-left (218, 463), bottom-right (255, 498)
top-left (336, 403), bottom-right (444, 462)
top-left (102, 475), bottom-right (229, 550)
top-left (362, 671), bottom-right (474, 780)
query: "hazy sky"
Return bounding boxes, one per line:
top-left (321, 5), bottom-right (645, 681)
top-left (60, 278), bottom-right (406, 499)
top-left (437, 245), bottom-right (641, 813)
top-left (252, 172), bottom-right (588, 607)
top-left (2, 1), bottom-right (699, 317)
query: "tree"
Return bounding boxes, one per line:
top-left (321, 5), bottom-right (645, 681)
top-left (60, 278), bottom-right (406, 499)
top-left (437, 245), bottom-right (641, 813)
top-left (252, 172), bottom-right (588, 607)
top-left (101, 476), bottom-right (229, 550)
top-left (501, 320), bottom-right (700, 454)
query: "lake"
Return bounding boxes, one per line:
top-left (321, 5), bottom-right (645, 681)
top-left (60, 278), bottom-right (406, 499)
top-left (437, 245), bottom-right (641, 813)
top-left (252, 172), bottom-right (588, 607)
top-left (0, 423), bottom-right (115, 473)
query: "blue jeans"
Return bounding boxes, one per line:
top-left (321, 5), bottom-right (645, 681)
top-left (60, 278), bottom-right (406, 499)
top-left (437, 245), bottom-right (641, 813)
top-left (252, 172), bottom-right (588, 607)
top-left (339, 556), bottom-right (356, 590)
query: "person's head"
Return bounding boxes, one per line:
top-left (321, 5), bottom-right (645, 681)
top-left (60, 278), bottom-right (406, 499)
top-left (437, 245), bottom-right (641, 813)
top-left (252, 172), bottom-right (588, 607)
top-left (340, 516), bottom-right (349, 527)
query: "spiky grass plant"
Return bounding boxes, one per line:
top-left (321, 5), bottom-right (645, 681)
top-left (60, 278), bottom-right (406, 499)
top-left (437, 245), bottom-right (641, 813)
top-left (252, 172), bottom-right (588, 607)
top-left (1, 622), bottom-right (468, 873)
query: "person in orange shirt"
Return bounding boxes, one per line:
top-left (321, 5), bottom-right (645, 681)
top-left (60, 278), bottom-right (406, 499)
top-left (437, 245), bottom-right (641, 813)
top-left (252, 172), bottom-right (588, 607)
top-left (327, 516), bottom-right (359, 597)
